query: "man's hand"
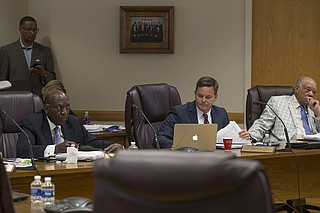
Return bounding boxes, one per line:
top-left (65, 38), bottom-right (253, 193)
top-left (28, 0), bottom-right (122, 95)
top-left (307, 97), bottom-right (320, 117)
top-left (239, 129), bottom-right (251, 140)
top-left (31, 65), bottom-right (48, 77)
top-left (104, 143), bottom-right (124, 154)
top-left (55, 141), bottom-right (78, 154)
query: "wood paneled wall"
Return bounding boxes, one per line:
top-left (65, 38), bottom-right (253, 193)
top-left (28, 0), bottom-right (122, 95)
top-left (252, 0), bottom-right (320, 96)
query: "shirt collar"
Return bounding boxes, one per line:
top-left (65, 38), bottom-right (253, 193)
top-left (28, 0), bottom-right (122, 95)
top-left (46, 116), bottom-right (60, 132)
top-left (292, 94), bottom-right (301, 109)
top-left (196, 106), bottom-right (212, 118)
top-left (19, 38), bottom-right (33, 50)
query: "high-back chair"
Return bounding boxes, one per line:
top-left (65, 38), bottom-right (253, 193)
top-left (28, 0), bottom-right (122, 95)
top-left (0, 91), bottom-right (43, 158)
top-left (125, 83), bottom-right (181, 149)
top-left (246, 85), bottom-right (294, 129)
top-left (93, 151), bottom-right (275, 213)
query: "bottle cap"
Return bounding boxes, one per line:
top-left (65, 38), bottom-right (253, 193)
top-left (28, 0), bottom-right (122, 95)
top-left (34, 175), bottom-right (41, 180)
top-left (131, 142), bottom-right (136, 145)
top-left (44, 177), bottom-right (51, 182)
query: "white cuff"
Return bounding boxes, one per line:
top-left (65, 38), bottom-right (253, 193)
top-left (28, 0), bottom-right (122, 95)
top-left (44, 145), bottom-right (56, 157)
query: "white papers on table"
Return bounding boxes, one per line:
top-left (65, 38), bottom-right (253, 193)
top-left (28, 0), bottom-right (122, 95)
top-left (84, 124), bottom-right (125, 133)
top-left (84, 125), bottom-right (103, 133)
top-left (56, 151), bottom-right (104, 161)
top-left (216, 121), bottom-right (251, 147)
top-left (303, 133), bottom-right (320, 141)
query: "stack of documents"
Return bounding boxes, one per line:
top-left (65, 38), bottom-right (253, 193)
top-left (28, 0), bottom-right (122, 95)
top-left (56, 151), bottom-right (104, 161)
top-left (216, 121), bottom-right (251, 149)
top-left (84, 125), bottom-right (104, 133)
top-left (84, 124), bottom-right (125, 133)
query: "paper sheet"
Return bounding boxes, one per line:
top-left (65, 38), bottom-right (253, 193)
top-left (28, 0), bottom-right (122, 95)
top-left (216, 121), bottom-right (251, 145)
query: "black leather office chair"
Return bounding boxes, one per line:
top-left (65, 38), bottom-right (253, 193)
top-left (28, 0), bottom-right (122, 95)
top-left (246, 85), bottom-right (294, 129)
top-left (0, 91), bottom-right (43, 158)
top-left (125, 83), bottom-right (181, 149)
top-left (93, 150), bottom-right (275, 213)
top-left (0, 157), bottom-right (15, 213)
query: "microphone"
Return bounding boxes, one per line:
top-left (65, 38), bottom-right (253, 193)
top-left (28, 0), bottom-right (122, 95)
top-left (253, 101), bottom-right (292, 151)
top-left (132, 104), bottom-right (160, 149)
top-left (0, 109), bottom-right (38, 171)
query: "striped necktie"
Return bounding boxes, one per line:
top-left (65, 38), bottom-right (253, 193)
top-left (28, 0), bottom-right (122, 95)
top-left (203, 113), bottom-right (209, 124)
top-left (54, 126), bottom-right (61, 144)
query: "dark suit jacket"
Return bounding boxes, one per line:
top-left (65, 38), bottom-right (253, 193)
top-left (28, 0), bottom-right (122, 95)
top-left (0, 40), bottom-right (56, 96)
top-left (157, 101), bottom-right (229, 148)
top-left (16, 110), bottom-right (114, 158)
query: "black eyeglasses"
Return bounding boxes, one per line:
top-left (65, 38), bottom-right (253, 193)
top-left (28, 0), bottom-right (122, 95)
top-left (20, 27), bottom-right (39, 33)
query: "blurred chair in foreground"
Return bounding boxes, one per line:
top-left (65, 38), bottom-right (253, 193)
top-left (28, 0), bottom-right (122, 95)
top-left (93, 151), bottom-right (275, 213)
top-left (125, 83), bottom-right (181, 149)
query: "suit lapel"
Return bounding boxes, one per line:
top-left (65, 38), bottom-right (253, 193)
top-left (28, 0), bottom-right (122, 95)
top-left (189, 102), bottom-right (198, 123)
top-left (61, 122), bottom-right (75, 141)
top-left (14, 40), bottom-right (30, 72)
top-left (210, 107), bottom-right (217, 124)
top-left (42, 119), bottom-right (54, 145)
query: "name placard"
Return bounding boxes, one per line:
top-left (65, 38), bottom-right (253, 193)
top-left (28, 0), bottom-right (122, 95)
top-left (241, 145), bottom-right (276, 153)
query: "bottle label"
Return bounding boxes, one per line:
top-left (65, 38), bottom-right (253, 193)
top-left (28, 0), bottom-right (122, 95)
top-left (42, 189), bottom-right (55, 198)
top-left (31, 187), bottom-right (42, 196)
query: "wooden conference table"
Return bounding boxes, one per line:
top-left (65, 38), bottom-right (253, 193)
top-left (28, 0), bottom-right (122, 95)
top-left (12, 148), bottom-right (320, 212)
top-left (9, 161), bottom-right (95, 200)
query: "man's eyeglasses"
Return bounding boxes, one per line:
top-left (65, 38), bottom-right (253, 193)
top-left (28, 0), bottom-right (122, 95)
top-left (20, 27), bottom-right (39, 33)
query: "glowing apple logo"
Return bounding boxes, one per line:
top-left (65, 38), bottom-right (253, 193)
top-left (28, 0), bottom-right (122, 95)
top-left (192, 134), bottom-right (198, 141)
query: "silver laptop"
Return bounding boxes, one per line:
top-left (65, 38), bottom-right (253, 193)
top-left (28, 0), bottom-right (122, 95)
top-left (172, 124), bottom-right (217, 151)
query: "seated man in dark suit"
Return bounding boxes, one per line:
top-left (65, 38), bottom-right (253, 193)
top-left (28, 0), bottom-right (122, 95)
top-left (158, 76), bottom-right (230, 148)
top-left (16, 90), bottom-right (122, 158)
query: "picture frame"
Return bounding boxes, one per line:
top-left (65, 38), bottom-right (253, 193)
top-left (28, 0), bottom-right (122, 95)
top-left (120, 6), bottom-right (174, 53)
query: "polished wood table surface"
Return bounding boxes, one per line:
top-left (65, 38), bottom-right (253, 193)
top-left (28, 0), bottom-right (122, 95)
top-left (218, 148), bottom-right (320, 201)
top-left (11, 148), bottom-right (320, 212)
top-left (9, 161), bottom-right (95, 200)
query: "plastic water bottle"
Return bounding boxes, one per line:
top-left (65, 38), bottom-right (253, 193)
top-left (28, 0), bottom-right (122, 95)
top-left (30, 175), bottom-right (42, 204)
top-left (264, 134), bottom-right (271, 143)
top-left (41, 177), bottom-right (55, 205)
top-left (128, 142), bottom-right (139, 151)
top-left (83, 111), bottom-right (91, 125)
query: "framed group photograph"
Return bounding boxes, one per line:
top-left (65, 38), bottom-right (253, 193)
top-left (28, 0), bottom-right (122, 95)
top-left (120, 6), bottom-right (174, 53)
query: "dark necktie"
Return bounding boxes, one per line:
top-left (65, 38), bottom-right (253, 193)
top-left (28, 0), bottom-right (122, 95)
top-left (54, 126), bottom-right (61, 144)
top-left (203, 113), bottom-right (209, 124)
top-left (300, 106), bottom-right (311, 135)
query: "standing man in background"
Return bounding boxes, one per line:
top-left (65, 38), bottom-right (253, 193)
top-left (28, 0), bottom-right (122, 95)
top-left (0, 16), bottom-right (56, 97)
